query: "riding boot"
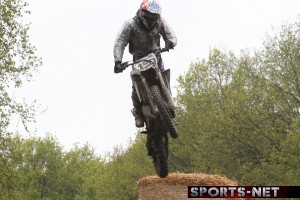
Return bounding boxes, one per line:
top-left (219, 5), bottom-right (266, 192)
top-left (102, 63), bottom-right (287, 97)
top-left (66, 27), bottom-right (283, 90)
top-left (131, 87), bottom-right (145, 128)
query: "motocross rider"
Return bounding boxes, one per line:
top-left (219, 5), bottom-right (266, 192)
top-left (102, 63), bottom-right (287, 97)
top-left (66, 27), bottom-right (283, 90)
top-left (113, 0), bottom-right (177, 128)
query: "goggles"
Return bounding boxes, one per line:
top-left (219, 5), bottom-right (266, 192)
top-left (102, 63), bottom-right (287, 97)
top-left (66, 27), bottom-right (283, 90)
top-left (141, 10), bottom-right (160, 20)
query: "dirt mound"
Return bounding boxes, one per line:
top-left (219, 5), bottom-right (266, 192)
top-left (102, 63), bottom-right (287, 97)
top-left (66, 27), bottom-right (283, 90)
top-left (137, 172), bottom-right (243, 200)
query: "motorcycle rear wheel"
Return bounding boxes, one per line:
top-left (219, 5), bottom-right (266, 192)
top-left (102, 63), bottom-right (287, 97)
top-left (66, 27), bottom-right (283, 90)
top-left (150, 134), bottom-right (168, 178)
top-left (151, 85), bottom-right (178, 138)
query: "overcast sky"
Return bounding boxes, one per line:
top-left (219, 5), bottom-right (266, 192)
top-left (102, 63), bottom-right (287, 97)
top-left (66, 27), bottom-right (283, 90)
top-left (11, 0), bottom-right (300, 155)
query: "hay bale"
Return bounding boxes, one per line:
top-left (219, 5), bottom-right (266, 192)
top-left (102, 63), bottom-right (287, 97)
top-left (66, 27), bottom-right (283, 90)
top-left (137, 172), bottom-right (243, 200)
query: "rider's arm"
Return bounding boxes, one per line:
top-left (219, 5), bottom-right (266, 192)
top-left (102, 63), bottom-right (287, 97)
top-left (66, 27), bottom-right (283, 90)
top-left (113, 19), bottom-right (133, 63)
top-left (159, 18), bottom-right (177, 48)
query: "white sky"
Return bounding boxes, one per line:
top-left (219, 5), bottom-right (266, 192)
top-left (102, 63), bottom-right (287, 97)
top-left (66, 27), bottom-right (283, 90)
top-left (11, 0), bottom-right (300, 155)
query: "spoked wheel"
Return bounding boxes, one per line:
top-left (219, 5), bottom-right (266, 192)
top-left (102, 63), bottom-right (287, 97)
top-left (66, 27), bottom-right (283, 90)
top-left (151, 85), bottom-right (178, 138)
top-left (148, 134), bottom-right (169, 178)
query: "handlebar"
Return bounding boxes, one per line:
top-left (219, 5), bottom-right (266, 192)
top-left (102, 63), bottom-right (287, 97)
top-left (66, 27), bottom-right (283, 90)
top-left (121, 48), bottom-right (172, 69)
top-left (160, 47), bottom-right (171, 53)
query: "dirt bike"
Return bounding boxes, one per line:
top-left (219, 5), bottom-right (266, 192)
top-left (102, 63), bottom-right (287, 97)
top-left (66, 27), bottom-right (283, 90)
top-left (120, 48), bottom-right (178, 178)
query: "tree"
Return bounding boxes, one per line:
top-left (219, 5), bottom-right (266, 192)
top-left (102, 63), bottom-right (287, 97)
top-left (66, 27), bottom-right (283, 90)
top-left (0, 0), bottom-right (41, 134)
top-left (6, 134), bottom-right (64, 199)
top-left (61, 143), bottom-right (104, 200)
top-left (1, 0), bottom-right (41, 197)
top-left (5, 134), bottom-right (106, 200)
top-left (97, 134), bottom-right (154, 200)
top-left (240, 19), bottom-right (300, 185)
top-left (174, 19), bottom-right (300, 185)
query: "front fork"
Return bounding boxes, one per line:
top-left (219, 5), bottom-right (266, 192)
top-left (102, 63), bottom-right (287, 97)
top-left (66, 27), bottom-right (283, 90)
top-left (140, 77), bottom-right (159, 115)
top-left (131, 69), bottom-right (175, 117)
top-left (156, 70), bottom-right (176, 116)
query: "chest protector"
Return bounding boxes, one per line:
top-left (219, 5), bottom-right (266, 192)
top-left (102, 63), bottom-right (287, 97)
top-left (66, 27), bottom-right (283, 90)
top-left (129, 17), bottom-right (162, 59)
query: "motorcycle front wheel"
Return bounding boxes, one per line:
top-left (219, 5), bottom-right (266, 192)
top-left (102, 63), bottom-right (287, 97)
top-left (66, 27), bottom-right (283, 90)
top-left (151, 85), bottom-right (178, 138)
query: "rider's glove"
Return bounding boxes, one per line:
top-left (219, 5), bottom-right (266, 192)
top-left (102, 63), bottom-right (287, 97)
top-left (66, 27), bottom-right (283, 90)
top-left (165, 40), bottom-right (174, 49)
top-left (114, 62), bottom-right (124, 74)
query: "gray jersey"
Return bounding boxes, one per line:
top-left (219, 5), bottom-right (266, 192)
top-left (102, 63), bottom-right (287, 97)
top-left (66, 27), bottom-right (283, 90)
top-left (113, 15), bottom-right (177, 62)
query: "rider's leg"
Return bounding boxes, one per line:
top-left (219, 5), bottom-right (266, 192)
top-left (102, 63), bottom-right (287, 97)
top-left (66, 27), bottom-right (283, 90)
top-left (131, 86), bottom-right (144, 128)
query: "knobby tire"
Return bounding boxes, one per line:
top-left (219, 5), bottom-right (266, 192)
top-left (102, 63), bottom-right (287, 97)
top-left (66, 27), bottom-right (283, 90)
top-left (151, 85), bottom-right (178, 138)
top-left (150, 135), bottom-right (168, 178)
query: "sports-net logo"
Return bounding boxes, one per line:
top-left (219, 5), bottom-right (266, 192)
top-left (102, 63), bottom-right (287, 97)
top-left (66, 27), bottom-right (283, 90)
top-left (188, 186), bottom-right (300, 198)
